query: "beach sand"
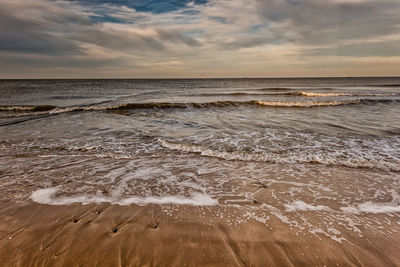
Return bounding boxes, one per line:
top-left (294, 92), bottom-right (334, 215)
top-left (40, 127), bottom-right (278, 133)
top-left (1, 200), bottom-right (399, 267)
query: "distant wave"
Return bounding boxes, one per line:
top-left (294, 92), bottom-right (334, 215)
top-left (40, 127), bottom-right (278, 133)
top-left (253, 87), bottom-right (300, 91)
top-left (0, 105), bottom-right (57, 112)
top-left (297, 92), bottom-right (350, 97)
top-left (360, 99), bottom-right (400, 105)
top-left (1, 98), bottom-right (398, 118)
top-left (159, 139), bottom-right (400, 172)
top-left (48, 96), bottom-right (89, 100)
top-left (364, 84), bottom-right (400, 87)
top-left (254, 100), bottom-right (358, 107)
top-left (254, 87), bottom-right (338, 91)
top-left (188, 91), bottom-right (398, 97)
top-left (258, 98), bottom-right (398, 107)
top-left (0, 105), bottom-right (110, 118)
top-left (187, 92), bottom-right (292, 97)
top-left (296, 91), bottom-right (398, 97)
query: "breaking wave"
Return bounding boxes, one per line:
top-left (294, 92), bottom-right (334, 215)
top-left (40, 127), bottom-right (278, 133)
top-left (1, 98), bottom-right (398, 118)
top-left (193, 91), bottom-right (397, 97)
top-left (188, 92), bottom-right (293, 97)
top-left (295, 92), bottom-right (397, 97)
top-left (254, 100), bottom-right (358, 107)
top-left (159, 139), bottom-right (400, 172)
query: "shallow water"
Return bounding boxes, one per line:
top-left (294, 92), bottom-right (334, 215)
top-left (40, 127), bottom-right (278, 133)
top-left (1, 78), bottom-right (399, 241)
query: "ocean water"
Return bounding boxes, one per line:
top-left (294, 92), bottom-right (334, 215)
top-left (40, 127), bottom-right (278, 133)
top-left (1, 78), bottom-right (400, 241)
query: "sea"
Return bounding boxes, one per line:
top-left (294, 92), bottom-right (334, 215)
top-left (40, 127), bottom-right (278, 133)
top-left (1, 77), bottom-right (399, 242)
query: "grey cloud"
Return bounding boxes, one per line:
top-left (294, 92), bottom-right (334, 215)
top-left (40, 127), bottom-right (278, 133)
top-left (74, 26), bottom-right (166, 52)
top-left (0, 5), bottom-right (81, 54)
top-left (0, 52), bottom-right (120, 69)
top-left (0, 0), bottom-right (202, 58)
top-left (156, 29), bottom-right (201, 47)
top-left (219, 36), bottom-right (280, 50)
top-left (306, 40), bottom-right (400, 57)
top-left (256, 0), bottom-right (400, 44)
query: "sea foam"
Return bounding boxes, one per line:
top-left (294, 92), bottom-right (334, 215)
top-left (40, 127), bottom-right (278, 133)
top-left (30, 187), bottom-right (218, 206)
top-left (284, 201), bottom-right (331, 212)
top-left (255, 100), bottom-right (358, 107)
top-left (159, 139), bottom-right (400, 171)
top-left (341, 190), bottom-right (400, 214)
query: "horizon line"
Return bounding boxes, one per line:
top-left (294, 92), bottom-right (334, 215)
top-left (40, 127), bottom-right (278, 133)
top-left (1, 75), bottom-right (400, 80)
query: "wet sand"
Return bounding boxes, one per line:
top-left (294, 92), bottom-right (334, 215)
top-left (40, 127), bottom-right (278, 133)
top-left (1, 200), bottom-right (399, 267)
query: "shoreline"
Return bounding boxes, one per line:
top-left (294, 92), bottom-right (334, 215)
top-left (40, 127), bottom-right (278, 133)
top-left (1, 200), bottom-right (399, 266)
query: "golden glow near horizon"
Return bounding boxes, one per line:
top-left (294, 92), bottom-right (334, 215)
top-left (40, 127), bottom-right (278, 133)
top-left (0, 0), bottom-right (399, 78)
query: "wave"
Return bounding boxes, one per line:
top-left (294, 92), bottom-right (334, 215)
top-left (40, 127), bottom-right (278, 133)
top-left (0, 103), bottom-right (146, 118)
top-left (364, 84), bottom-right (400, 87)
top-left (256, 99), bottom-right (399, 107)
top-left (4, 101), bottom-right (359, 112)
top-left (0, 105), bottom-right (57, 112)
top-left (159, 139), bottom-right (400, 172)
top-left (191, 92), bottom-right (355, 97)
top-left (296, 91), bottom-right (398, 97)
top-left (1, 101), bottom-right (346, 116)
top-left (187, 91), bottom-right (398, 98)
top-left (187, 92), bottom-right (293, 97)
top-left (360, 99), bottom-right (400, 104)
top-left (1, 99), bottom-right (398, 118)
top-left (49, 96), bottom-right (89, 100)
top-left (253, 87), bottom-right (299, 91)
top-left (297, 92), bottom-right (349, 97)
top-left (254, 100), bottom-right (359, 107)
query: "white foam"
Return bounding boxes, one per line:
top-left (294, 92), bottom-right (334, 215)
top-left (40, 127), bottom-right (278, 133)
top-left (255, 100), bottom-right (358, 107)
top-left (309, 227), bottom-right (344, 243)
top-left (30, 187), bottom-right (109, 205)
top-left (116, 193), bottom-right (218, 206)
top-left (48, 105), bottom-right (119, 114)
top-left (341, 190), bottom-right (400, 214)
top-left (299, 91), bottom-right (346, 97)
top-left (299, 91), bottom-right (395, 97)
top-left (0, 106), bottom-right (51, 111)
top-left (30, 187), bottom-right (218, 206)
top-left (284, 201), bottom-right (330, 212)
top-left (160, 139), bottom-right (400, 171)
top-left (341, 203), bottom-right (400, 214)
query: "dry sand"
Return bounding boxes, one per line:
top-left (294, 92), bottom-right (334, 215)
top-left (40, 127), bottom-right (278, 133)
top-left (0, 200), bottom-right (399, 267)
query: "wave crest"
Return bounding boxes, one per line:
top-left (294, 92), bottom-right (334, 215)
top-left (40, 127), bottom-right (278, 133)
top-left (1, 98), bottom-right (398, 119)
top-left (254, 100), bottom-right (358, 107)
top-left (298, 92), bottom-right (348, 97)
top-left (0, 105), bottom-right (57, 112)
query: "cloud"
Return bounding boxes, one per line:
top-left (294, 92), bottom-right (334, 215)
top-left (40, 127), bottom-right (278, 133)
top-left (0, 0), bottom-right (399, 78)
top-left (256, 0), bottom-right (400, 43)
top-left (0, 0), bottom-right (87, 54)
top-left (306, 40), bottom-right (400, 57)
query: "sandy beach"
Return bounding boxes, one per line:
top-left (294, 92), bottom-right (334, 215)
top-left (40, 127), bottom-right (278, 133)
top-left (1, 200), bottom-right (399, 266)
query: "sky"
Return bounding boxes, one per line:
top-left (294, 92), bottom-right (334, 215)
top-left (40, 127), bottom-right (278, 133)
top-left (0, 0), bottom-right (400, 78)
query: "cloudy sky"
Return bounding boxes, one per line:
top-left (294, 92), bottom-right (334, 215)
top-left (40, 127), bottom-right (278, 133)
top-left (1, 0), bottom-right (400, 78)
